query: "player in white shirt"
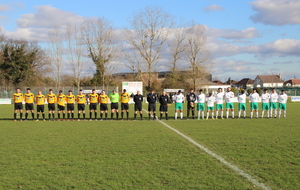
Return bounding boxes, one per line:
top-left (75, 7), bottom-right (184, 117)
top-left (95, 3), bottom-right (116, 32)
top-left (278, 90), bottom-right (288, 118)
top-left (270, 88), bottom-right (279, 118)
top-left (214, 88), bottom-right (224, 119)
top-left (197, 89), bottom-right (206, 120)
top-left (174, 90), bottom-right (185, 120)
top-left (249, 88), bottom-right (259, 119)
top-left (237, 90), bottom-right (246, 119)
top-left (224, 87), bottom-right (235, 119)
top-left (261, 89), bottom-right (271, 118)
top-left (206, 92), bottom-right (215, 119)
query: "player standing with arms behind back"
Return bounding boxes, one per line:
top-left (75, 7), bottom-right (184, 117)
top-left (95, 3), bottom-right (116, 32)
top-left (89, 89), bottom-right (98, 121)
top-left (35, 90), bottom-right (45, 121)
top-left (133, 91), bottom-right (143, 120)
top-left (66, 90), bottom-right (75, 121)
top-left (278, 90), bottom-right (288, 118)
top-left (261, 89), bottom-right (271, 118)
top-left (99, 90), bottom-right (109, 121)
top-left (186, 88), bottom-right (196, 119)
top-left (46, 89), bottom-right (56, 121)
top-left (57, 90), bottom-right (66, 121)
top-left (147, 90), bottom-right (157, 120)
top-left (215, 88), bottom-right (224, 119)
top-left (270, 88), bottom-right (278, 118)
top-left (174, 90), bottom-right (184, 120)
top-left (76, 89), bottom-right (86, 121)
top-left (158, 91), bottom-right (169, 120)
top-left (120, 89), bottom-right (130, 120)
top-left (206, 92), bottom-right (215, 120)
top-left (24, 88), bottom-right (35, 121)
top-left (224, 87), bottom-right (235, 119)
top-left (110, 90), bottom-right (120, 120)
top-left (237, 90), bottom-right (247, 119)
top-left (197, 89), bottom-right (206, 120)
top-left (249, 88), bottom-right (259, 119)
top-left (13, 88), bottom-right (23, 121)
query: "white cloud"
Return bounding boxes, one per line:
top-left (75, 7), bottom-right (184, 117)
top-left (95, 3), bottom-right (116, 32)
top-left (206, 27), bottom-right (260, 40)
top-left (0, 4), bottom-right (10, 12)
top-left (204, 4), bottom-right (224, 12)
top-left (250, 0), bottom-right (300, 25)
top-left (16, 5), bottom-right (88, 28)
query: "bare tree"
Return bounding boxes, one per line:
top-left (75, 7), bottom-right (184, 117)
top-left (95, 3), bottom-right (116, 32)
top-left (65, 24), bottom-right (87, 88)
top-left (123, 47), bottom-right (142, 81)
top-left (48, 26), bottom-right (64, 89)
top-left (124, 6), bottom-right (173, 89)
top-left (185, 24), bottom-right (211, 90)
top-left (81, 18), bottom-right (116, 89)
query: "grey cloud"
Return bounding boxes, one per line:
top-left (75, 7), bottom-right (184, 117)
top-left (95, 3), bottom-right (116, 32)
top-left (250, 0), bottom-right (300, 25)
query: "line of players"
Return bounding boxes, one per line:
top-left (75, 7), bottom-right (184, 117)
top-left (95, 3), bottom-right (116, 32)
top-left (182, 87), bottom-right (288, 120)
top-left (12, 87), bottom-right (288, 121)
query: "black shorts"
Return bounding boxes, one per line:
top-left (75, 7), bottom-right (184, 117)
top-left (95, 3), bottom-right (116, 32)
top-left (25, 103), bottom-right (34, 111)
top-left (135, 103), bottom-right (142, 111)
top-left (89, 103), bottom-right (97, 111)
top-left (121, 103), bottom-right (129, 110)
top-left (67, 104), bottom-right (74, 111)
top-left (58, 105), bottom-right (65, 111)
top-left (160, 104), bottom-right (168, 112)
top-left (148, 103), bottom-right (156, 112)
top-left (48, 103), bottom-right (55, 111)
top-left (111, 103), bottom-right (118, 110)
top-left (37, 105), bottom-right (44, 112)
top-left (78, 104), bottom-right (85, 111)
top-left (100, 104), bottom-right (108, 111)
top-left (14, 103), bottom-right (23, 110)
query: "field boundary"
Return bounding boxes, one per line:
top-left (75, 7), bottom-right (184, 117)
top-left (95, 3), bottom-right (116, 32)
top-left (142, 109), bottom-right (272, 190)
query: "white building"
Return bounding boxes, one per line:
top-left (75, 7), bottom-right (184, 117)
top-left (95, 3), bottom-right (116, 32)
top-left (253, 75), bottom-right (284, 88)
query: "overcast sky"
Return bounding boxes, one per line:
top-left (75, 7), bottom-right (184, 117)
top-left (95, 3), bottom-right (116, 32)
top-left (0, 0), bottom-right (299, 81)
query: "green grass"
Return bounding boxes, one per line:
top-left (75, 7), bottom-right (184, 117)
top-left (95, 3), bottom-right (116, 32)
top-left (0, 103), bottom-right (299, 189)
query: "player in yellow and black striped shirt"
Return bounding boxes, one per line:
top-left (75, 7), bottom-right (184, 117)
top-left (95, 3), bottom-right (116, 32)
top-left (66, 90), bottom-right (75, 120)
top-left (120, 89), bottom-right (130, 120)
top-left (57, 90), bottom-right (66, 121)
top-left (76, 89), bottom-right (86, 121)
top-left (46, 89), bottom-right (56, 120)
top-left (99, 90), bottom-right (109, 120)
top-left (35, 90), bottom-right (45, 121)
top-left (89, 89), bottom-right (98, 120)
top-left (24, 88), bottom-right (35, 120)
top-left (13, 88), bottom-right (23, 121)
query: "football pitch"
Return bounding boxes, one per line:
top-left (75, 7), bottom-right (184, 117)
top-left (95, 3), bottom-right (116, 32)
top-left (0, 103), bottom-right (299, 189)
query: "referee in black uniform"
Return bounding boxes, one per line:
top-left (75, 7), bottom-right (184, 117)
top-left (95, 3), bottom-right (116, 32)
top-left (159, 91), bottom-right (169, 120)
top-left (133, 91), bottom-right (143, 120)
top-left (147, 90), bottom-right (157, 120)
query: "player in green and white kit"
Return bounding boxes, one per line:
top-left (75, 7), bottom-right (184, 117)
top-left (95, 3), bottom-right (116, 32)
top-left (174, 90), bottom-right (184, 120)
top-left (270, 88), bottom-right (278, 118)
top-left (261, 89), bottom-right (270, 118)
top-left (197, 89), bottom-right (206, 120)
top-left (224, 87), bottom-right (235, 119)
top-left (278, 90), bottom-right (288, 118)
top-left (214, 88), bottom-right (224, 119)
top-left (249, 88), bottom-right (259, 119)
top-left (206, 92), bottom-right (215, 119)
top-left (237, 90), bottom-right (246, 119)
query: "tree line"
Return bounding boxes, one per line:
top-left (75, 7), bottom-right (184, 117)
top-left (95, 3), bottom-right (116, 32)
top-left (0, 7), bottom-right (212, 91)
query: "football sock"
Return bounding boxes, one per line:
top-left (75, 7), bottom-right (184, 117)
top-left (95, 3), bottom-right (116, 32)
top-left (105, 113), bottom-right (108, 119)
top-left (202, 111), bottom-right (204, 118)
top-left (140, 113), bottom-right (142, 119)
top-left (94, 112), bottom-right (97, 119)
top-left (31, 113), bottom-right (34, 119)
top-left (238, 111), bottom-right (241, 118)
top-left (243, 111), bottom-right (246, 118)
top-left (100, 113), bottom-right (103, 119)
top-left (148, 114), bottom-right (151, 119)
top-left (90, 112), bottom-right (92, 119)
top-left (127, 112), bottom-right (129, 119)
top-left (20, 113), bottom-right (22, 119)
top-left (134, 113), bottom-right (137, 120)
top-left (256, 112), bottom-right (258, 118)
top-left (231, 111), bottom-right (234, 118)
top-left (250, 112), bottom-right (253, 118)
top-left (52, 113), bottom-right (54, 119)
top-left (63, 113), bottom-right (65, 119)
top-left (206, 112), bottom-right (209, 118)
top-left (262, 111), bottom-right (264, 118)
top-left (83, 113), bottom-right (85, 119)
top-left (68, 113), bottom-right (70, 119)
top-left (121, 112), bottom-right (124, 119)
top-left (42, 114), bottom-right (45, 119)
top-left (37, 113), bottom-right (39, 119)
top-left (216, 111), bottom-right (218, 118)
top-left (180, 112), bottom-right (183, 119)
top-left (160, 113), bottom-right (163, 120)
top-left (153, 113), bottom-right (156, 119)
top-left (14, 113), bottom-right (16, 120)
top-left (212, 112), bottom-right (214, 118)
top-left (25, 113), bottom-right (28, 119)
top-left (78, 113), bottom-right (80, 119)
top-left (111, 113), bottom-right (114, 119)
top-left (116, 112), bottom-right (119, 119)
top-left (58, 113), bottom-right (60, 119)
top-left (267, 111), bottom-right (270, 118)
top-left (221, 111), bottom-right (223, 118)
top-left (284, 110), bottom-right (286, 118)
top-left (166, 113), bottom-right (168, 120)
top-left (175, 112), bottom-right (178, 119)
top-left (226, 111), bottom-right (229, 118)
top-left (198, 111), bottom-right (200, 118)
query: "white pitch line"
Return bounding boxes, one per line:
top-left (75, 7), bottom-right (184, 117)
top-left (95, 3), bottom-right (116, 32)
top-left (142, 109), bottom-right (272, 190)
